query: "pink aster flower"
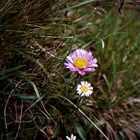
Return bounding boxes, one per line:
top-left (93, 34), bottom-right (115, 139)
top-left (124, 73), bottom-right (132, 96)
top-left (64, 49), bottom-right (98, 75)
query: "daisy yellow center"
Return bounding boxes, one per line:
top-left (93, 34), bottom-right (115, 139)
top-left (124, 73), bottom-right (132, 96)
top-left (74, 58), bottom-right (88, 69)
top-left (81, 85), bottom-right (88, 92)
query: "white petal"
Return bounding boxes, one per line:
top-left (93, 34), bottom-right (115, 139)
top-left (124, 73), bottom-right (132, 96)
top-left (81, 81), bottom-right (85, 85)
top-left (71, 134), bottom-right (74, 139)
top-left (73, 136), bottom-right (76, 140)
top-left (89, 87), bottom-right (93, 90)
top-left (87, 83), bottom-right (91, 86)
top-left (66, 136), bottom-right (71, 140)
top-left (77, 85), bottom-right (81, 89)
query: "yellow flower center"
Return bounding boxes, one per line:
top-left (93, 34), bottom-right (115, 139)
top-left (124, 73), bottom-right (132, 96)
top-left (74, 58), bottom-right (88, 69)
top-left (81, 85), bottom-right (88, 92)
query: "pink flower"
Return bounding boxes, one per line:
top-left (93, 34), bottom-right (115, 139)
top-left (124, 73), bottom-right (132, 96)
top-left (64, 49), bottom-right (98, 75)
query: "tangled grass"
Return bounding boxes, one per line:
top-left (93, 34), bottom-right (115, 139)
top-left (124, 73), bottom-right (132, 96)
top-left (0, 0), bottom-right (140, 140)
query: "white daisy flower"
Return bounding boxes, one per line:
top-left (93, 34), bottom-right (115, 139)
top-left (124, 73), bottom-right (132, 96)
top-left (66, 134), bottom-right (76, 140)
top-left (76, 81), bottom-right (93, 97)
